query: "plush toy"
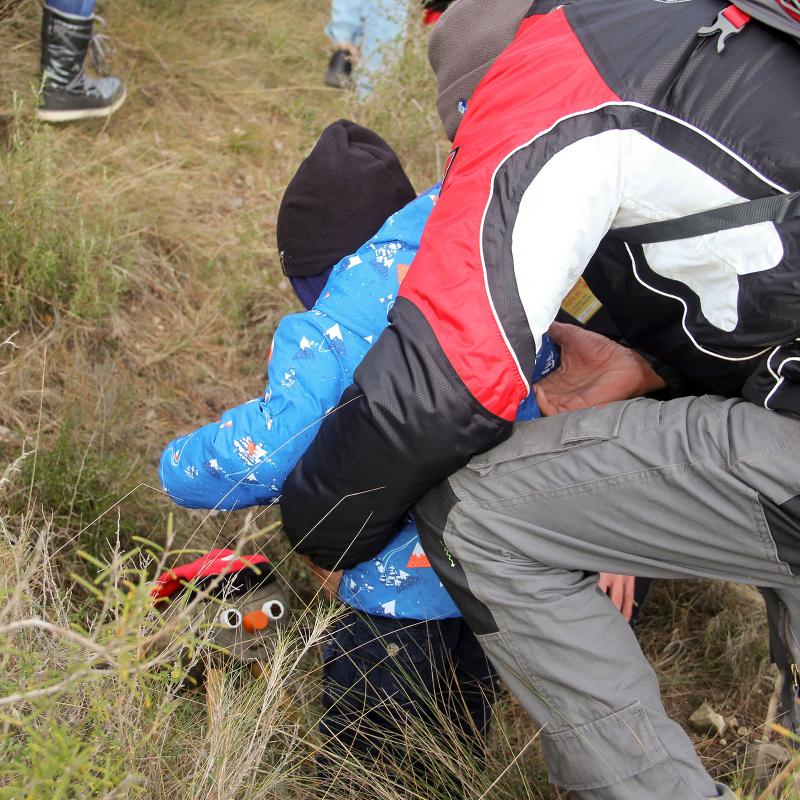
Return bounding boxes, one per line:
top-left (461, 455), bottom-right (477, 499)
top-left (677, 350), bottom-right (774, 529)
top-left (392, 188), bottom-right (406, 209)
top-left (151, 548), bottom-right (292, 675)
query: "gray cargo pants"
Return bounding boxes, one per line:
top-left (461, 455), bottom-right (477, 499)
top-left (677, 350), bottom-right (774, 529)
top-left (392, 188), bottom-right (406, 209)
top-left (415, 395), bottom-right (800, 800)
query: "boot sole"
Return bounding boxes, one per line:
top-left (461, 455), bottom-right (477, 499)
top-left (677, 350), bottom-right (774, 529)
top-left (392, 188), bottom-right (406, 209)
top-left (37, 86), bottom-right (126, 123)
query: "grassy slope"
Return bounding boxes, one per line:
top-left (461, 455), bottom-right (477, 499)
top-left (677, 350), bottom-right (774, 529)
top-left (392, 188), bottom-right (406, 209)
top-left (0, 1), bottom-right (794, 797)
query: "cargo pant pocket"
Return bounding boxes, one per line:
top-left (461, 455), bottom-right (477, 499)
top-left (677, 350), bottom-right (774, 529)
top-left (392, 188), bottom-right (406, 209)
top-left (465, 401), bottom-right (630, 480)
top-left (541, 701), bottom-right (669, 792)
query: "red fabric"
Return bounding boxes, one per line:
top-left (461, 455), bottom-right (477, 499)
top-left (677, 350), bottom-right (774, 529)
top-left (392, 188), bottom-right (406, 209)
top-left (722, 5), bottom-right (751, 28)
top-left (399, 10), bottom-right (619, 420)
top-left (151, 549), bottom-right (270, 599)
top-left (774, 0), bottom-right (800, 22)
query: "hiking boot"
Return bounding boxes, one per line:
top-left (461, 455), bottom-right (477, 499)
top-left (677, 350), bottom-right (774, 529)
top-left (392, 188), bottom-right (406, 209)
top-left (742, 741), bottom-right (793, 792)
top-left (762, 589), bottom-right (800, 735)
top-left (324, 48), bottom-right (352, 89)
top-left (38, 5), bottom-right (126, 123)
top-left (775, 663), bottom-right (800, 736)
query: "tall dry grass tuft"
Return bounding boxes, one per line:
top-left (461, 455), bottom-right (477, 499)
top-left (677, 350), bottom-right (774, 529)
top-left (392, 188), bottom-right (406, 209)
top-left (0, 102), bottom-right (126, 329)
top-left (0, 0), bottom-right (23, 22)
top-left (0, 498), bottom-right (337, 798)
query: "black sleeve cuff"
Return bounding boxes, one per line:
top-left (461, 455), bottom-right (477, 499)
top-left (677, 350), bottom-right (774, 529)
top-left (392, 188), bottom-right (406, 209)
top-left (633, 347), bottom-right (694, 399)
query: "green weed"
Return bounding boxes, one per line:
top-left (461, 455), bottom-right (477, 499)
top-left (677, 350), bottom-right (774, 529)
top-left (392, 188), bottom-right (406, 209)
top-left (0, 103), bottom-right (124, 330)
top-left (13, 416), bottom-right (141, 558)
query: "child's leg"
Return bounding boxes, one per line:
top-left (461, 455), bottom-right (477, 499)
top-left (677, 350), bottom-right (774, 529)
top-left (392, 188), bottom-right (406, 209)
top-left (446, 622), bottom-right (499, 747)
top-left (325, 0), bottom-right (366, 50)
top-left (319, 610), bottom-right (482, 785)
top-left (45, 0), bottom-right (96, 17)
top-left (355, 0), bottom-right (409, 96)
top-left (630, 576), bottom-right (655, 628)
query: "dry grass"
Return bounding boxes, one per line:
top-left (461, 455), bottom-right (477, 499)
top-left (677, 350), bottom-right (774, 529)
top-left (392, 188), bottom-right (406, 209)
top-left (0, 0), bottom-right (798, 797)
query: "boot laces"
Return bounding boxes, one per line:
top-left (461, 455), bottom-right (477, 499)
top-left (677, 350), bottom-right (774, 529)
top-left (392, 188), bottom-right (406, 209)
top-left (52, 13), bottom-right (114, 91)
top-left (88, 15), bottom-right (114, 76)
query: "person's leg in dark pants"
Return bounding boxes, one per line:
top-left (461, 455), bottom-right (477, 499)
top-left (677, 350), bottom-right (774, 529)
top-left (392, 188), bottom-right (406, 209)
top-left (630, 576), bottom-right (654, 628)
top-left (446, 621), bottom-right (499, 746)
top-left (319, 610), bottom-right (497, 792)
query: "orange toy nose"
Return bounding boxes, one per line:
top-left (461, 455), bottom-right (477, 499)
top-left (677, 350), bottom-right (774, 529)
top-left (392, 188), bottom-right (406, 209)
top-left (243, 610), bottom-right (269, 632)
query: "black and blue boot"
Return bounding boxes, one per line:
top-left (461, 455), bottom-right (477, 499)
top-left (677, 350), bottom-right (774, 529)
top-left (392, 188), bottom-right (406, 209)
top-left (38, 5), bottom-right (125, 123)
top-left (324, 48), bottom-right (353, 89)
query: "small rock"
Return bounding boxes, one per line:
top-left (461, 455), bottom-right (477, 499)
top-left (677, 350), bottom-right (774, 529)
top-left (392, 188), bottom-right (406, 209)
top-left (720, 738), bottom-right (728, 746)
top-left (689, 702), bottom-right (726, 736)
top-left (737, 726), bottom-right (749, 738)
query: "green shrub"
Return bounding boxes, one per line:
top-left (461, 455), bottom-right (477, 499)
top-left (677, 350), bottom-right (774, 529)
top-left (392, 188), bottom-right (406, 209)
top-left (0, 103), bottom-right (124, 329)
top-left (14, 416), bottom-right (141, 558)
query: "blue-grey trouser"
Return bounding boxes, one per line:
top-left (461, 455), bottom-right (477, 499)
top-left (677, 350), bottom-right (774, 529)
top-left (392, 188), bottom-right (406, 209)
top-left (416, 395), bottom-right (800, 799)
top-left (325, 0), bottom-right (409, 96)
top-left (47, 0), bottom-right (96, 17)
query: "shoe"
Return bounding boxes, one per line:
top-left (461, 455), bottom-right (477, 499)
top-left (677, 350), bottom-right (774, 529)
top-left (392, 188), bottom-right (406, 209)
top-left (38, 5), bottom-right (125, 123)
top-left (742, 741), bottom-right (792, 793)
top-left (762, 590), bottom-right (800, 735)
top-left (324, 49), bottom-right (352, 89)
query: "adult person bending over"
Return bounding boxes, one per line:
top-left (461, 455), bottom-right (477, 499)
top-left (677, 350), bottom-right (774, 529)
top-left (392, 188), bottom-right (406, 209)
top-left (281, 0), bottom-right (800, 797)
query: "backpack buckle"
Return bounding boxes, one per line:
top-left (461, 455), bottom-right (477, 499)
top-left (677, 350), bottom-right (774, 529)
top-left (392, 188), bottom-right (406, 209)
top-left (698, 5), bottom-right (751, 53)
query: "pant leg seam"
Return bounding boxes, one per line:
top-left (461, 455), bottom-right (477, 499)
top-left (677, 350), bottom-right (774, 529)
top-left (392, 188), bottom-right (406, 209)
top-left (442, 528), bottom-right (563, 713)
top-left (752, 489), bottom-right (794, 576)
top-left (729, 429), bottom-right (800, 471)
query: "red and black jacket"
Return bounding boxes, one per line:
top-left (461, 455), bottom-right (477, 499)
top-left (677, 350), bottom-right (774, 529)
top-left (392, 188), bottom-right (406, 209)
top-left (282, 0), bottom-right (800, 570)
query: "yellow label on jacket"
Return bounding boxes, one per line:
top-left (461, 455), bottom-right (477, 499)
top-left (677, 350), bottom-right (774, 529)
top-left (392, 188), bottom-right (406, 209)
top-left (561, 276), bottom-right (602, 324)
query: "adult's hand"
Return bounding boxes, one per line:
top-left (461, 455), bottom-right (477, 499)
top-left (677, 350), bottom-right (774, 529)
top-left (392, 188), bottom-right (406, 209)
top-left (598, 572), bottom-right (636, 622)
top-left (533, 322), bottom-right (666, 416)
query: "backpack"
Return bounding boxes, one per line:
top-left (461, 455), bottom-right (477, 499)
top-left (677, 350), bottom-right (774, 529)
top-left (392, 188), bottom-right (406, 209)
top-left (733, 0), bottom-right (800, 43)
top-left (607, 0), bottom-right (799, 245)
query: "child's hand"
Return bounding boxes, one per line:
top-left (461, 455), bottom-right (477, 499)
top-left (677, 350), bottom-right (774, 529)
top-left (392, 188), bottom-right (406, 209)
top-left (598, 572), bottom-right (636, 621)
top-left (302, 556), bottom-right (343, 602)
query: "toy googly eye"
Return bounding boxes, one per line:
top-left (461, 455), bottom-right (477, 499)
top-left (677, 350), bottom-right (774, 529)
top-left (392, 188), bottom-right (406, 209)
top-left (262, 600), bottom-right (285, 620)
top-left (218, 608), bottom-right (242, 629)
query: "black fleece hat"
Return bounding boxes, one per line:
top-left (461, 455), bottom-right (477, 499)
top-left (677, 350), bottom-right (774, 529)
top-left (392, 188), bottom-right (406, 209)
top-left (276, 120), bottom-right (416, 286)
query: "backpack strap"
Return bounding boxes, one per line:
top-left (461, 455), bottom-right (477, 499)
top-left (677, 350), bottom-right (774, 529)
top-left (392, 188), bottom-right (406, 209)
top-left (607, 191), bottom-right (800, 245)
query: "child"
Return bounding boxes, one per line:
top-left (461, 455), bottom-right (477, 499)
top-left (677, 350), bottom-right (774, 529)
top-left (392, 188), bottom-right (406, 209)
top-left (160, 120), bottom-right (558, 771)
